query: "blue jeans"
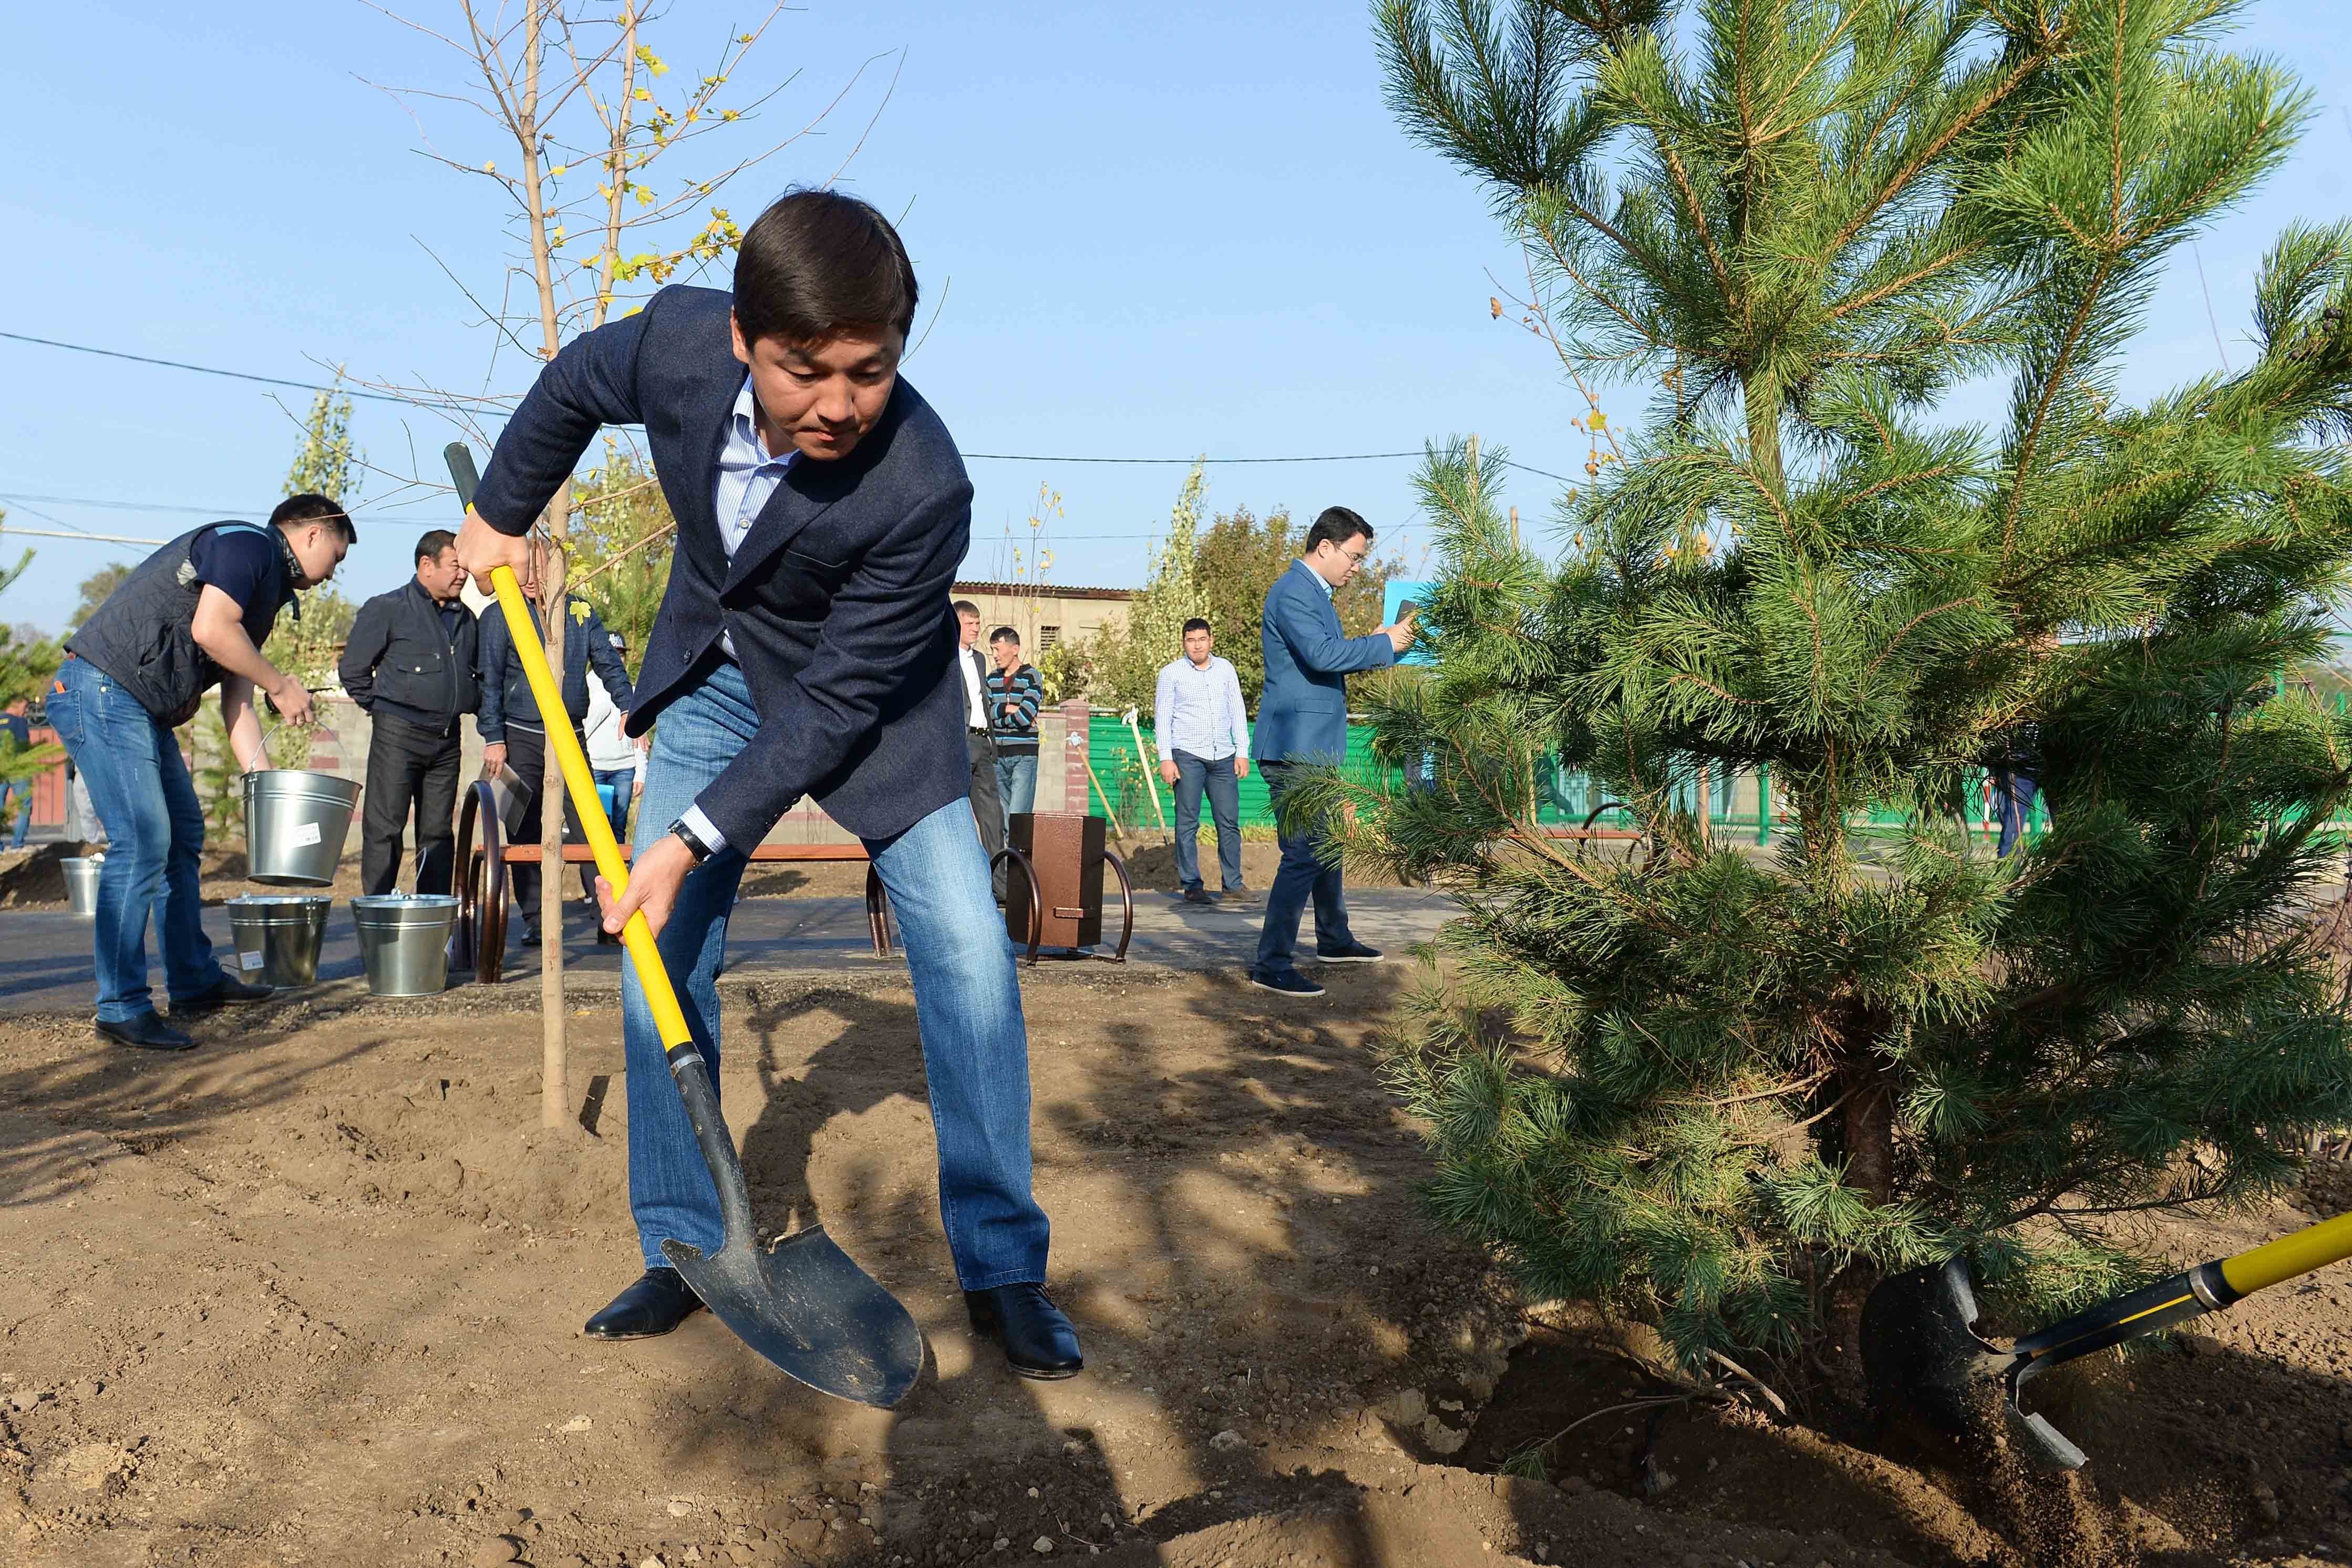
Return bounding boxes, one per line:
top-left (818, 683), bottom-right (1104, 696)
top-left (1172, 749), bottom-right (1243, 893)
top-left (1253, 759), bottom-right (1354, 977)
top-left (621, 658), bottom-right (1049, 1288)
top-left (1993, 767), bottom-right (2040, 859)
top-left (43, 658), bottom-right (222, 1022)
top-left (994, 751), bottom-right (1037, 824)
top-left (592, 767), bottom-right (635, 845)
top-left (0, 777), bottom-right (29, 849)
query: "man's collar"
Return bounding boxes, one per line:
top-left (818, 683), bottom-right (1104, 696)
top-left (734, 374), bottom-right (792, 465)
top-left (270, 528), bottom-right (308, 617)
top-left (1291, 557), bottom-right (1336, 598)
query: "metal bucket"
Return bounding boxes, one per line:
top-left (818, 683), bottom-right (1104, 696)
top-left (351, 893), bottom-right (459, 997)
top-left (226, 895), bottom-right (332, 987)
top-left (62, 855), bottom-right (102, 918)
top-left (243, 770), bottom-right (360, 886)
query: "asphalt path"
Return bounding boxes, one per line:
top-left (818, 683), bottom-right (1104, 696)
top-left (0, 888), bottom-right (1458, 1018)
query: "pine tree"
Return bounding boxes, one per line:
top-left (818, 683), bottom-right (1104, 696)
top-left (1357, 0), bottom-right (2352, 1381)
top-left (1082, 462), bottom-right (1211, 710)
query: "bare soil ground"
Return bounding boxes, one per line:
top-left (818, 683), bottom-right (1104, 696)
top-left (4, 965), bottom-right (2350, 1567)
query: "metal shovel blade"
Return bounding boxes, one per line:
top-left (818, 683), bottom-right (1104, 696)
top-left (1862, 1258), bottom-right (2088, 1471)
top-left (663, 1225), bottom-right (925, 1409)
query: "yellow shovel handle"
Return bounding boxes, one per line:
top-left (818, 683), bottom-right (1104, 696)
top-left (2221, 1208), bottom-right (2352, 1297)
top-left (488, 565), bottom-right (693, 1052)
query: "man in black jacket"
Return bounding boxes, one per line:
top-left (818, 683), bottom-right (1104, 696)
top-left (339, 529), bottom-right (479, 895)
top-left (476, 570), bottom-right (634, 945)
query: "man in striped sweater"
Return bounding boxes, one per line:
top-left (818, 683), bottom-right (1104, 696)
top-left (986, 626), bottom-right (1044, 827)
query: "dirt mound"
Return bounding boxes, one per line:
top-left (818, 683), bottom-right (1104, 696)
top-left (0, 845), bottom-right (79, 908)
top-left (8, 970), bottom-right (2352, 1567)
top-left (1100, 1452), bottom-right (1918, 1567)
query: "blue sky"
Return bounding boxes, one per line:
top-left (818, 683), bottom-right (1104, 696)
top-left (5, 0), bottom-right (2348, 633)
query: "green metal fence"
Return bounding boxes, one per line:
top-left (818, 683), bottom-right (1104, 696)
top-left (1093, 695), bottom-right (2352, 846)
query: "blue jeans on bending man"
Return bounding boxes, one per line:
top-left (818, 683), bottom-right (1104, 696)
top-left (1171, 748), bottom-right (1243, 895)
top-left (621, 659), bottom-right (1051, 1291)
top-left (43, 657), bottom-right (231, 1024)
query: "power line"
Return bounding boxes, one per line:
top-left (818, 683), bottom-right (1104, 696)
top-left (962, 450), bottom-right (1418, 465)
top-left (0, 331), bottom-right (503, 408)
top-left (0, 525), bottom-right (168, 547)
top-left (1, 331), bottom-right (1575, 481)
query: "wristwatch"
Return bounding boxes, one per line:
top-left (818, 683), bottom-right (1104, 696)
top-left (666, 815), bottom-right (715, 866)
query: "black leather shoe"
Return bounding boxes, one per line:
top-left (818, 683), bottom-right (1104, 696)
top-left (583, 1267), bottom-right (704, 1339)
top-left (965, 1283), bottom-right (1084, 1380)
top-left (96, 1012), bottom-right (195, 1052)
top-left (518, 924), bottom-right (542, 948)
top-left (173, 973), bottom-right (275, 1015)
top-left (1313, 940), bottom-right (1383, 965)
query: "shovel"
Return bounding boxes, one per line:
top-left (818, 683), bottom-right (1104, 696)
top-left (448, 443), bottom-right (924, 1408)
top-left (1863, 1209), bottom-right (2352, 1469)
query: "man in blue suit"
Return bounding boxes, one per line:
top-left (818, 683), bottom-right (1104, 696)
top-left (1250, 507), bottom-right (1415, 996)
top-left (451, 190), bottom-right (1079, 1380)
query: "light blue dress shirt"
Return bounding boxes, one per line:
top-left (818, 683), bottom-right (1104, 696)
top-left (1154, 654), bottom-right (1251, 763)
top-left (680, 375), bottom-right (795, 853)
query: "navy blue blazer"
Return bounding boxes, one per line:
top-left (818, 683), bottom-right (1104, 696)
top-left (1255, 559), bottom-right (1394, 765)
top-left (475, 592), bottom-right (634, 745)
top-left (470, 285), bottom-right (971, 846)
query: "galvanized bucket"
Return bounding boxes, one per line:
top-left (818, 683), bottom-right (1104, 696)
top-left (61, 855), bottom-right (102, 918)
top-left (226, 894), bottom-right (332, 986)
top-left (351, 893), bottom-right (459, 997)
top-left (243, 770), bottom-right (360, 886)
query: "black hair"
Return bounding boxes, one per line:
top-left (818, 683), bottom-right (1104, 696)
top-left (1182, 617), bottom-right (1212, 636)
top-left (273, 493), bottom-right (356, 544)
top-left (734, 188), bottom-right (919, 347)
top-left (1304, 506), bottom-right (1372, 554)
top-left (952, 600), bottom-right (981, 618)
top-left (990, 626), bottom-right (1020, 646)
top-left (415, 528), bottom-right (457, 565)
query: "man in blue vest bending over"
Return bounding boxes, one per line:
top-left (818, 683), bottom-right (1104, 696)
top-left (451, 189), bottom-right (1080, 1379)
top-left (50, 496), bottom-right (354, 1050)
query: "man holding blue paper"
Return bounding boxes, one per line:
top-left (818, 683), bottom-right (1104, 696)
top-left (1248, 507), bottom-right (1415, 997)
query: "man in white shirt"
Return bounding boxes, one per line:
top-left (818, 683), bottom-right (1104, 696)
top-left (1155, 618), bottom-right (1252, 906)
top-left (955, 599), bottom-right (1008, 901)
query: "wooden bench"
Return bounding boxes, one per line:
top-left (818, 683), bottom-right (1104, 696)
top-left (454, 782), bottom-right (894, 982)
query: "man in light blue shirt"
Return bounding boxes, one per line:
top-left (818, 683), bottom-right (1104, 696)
top-left (1154, 617), bottom-right (1252, 905)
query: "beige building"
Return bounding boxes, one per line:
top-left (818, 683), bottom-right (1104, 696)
top-left (952, 581), bottom-right (1133, 657)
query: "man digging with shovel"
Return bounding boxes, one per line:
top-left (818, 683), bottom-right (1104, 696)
top-left (453, 189), bottom-right (1080, 1384)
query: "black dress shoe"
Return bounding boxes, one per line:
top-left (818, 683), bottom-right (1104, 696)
top-left (583, 1267), bottom-right (704, 1339)
top-left (965, 1283), bottom-right (1084, 1380)
top-left (518, 924), bottom-right (542, 948)
top-left (174, 973), bottom-right (275, 1015)
top-left (96, 1012), bottom-right (196, 1052)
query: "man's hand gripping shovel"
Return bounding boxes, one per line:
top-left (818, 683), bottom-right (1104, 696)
top-left (448, 442), bottom-right (923, 1408)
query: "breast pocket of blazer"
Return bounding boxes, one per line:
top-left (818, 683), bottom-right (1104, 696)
top-left (763, 544), bottom-right (853, 613)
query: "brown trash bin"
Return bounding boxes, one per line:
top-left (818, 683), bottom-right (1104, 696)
top-left (1000, 811), bottom-right (1132, 964)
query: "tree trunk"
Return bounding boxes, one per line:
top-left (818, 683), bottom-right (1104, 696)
top-left (1744, 364), bottom-right (1784, 492)
top-left (518, 0), bottom-right (573, 1132)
